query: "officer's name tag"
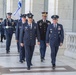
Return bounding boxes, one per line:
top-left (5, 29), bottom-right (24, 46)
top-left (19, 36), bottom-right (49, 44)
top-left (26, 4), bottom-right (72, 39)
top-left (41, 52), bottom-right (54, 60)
top-left (6, 26), bottom-right (9, 28)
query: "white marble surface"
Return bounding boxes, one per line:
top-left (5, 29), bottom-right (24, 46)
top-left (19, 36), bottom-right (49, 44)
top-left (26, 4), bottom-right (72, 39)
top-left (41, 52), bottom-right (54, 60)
top-left (0, 35), bottom-right (76, 75)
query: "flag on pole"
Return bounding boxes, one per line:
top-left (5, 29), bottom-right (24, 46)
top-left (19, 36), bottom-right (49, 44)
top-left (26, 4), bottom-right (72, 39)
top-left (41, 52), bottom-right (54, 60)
top-left (13, 0), bottom-right (22, 19)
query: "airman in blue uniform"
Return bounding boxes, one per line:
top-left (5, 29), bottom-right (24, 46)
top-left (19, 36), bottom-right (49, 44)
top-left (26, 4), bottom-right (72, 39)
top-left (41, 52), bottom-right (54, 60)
top-left (20, 13), bottom-right (40, 70)
top-left (3, 13), bottom-right (15, 54)
top-left (46, 15), bottom-right (64, 69)
top-left (37, 12), bottom-right (51, 62)
top-left (16, 14), bottom-right (26, 63)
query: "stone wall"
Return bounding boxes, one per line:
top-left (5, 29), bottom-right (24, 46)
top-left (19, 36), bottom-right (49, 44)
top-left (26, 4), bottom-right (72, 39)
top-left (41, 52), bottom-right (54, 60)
top-left (32, 0), bottom-right (44, 22)
top-left (58, 0), bottom-right (74, 32)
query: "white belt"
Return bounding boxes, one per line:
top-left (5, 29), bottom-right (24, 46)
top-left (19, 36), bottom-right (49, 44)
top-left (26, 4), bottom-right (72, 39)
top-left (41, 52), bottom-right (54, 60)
top-left (5, 26), bottom-right (13, 29)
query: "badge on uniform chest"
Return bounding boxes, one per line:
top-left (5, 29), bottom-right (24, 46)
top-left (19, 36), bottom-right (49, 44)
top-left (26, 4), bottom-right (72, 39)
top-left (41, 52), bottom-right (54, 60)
top-left (34, 26), bottom-right (36, 29)
top-left (58, 26), bottom-right (61, 30)
top-left (39, 22), bottom-right (42, 26)
top-left (25, 27), bottom-right (28, 30)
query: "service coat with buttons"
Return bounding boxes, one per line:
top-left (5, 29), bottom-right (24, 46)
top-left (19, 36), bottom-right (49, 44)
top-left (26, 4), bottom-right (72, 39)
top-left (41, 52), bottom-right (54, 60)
top-left (3, 19), bottom-right (15, 34)
top-left (46, 23), bottom-right (64, 46)
top-left (37, 20), bottom-right (51, 41)
top-left (20, 22), bottom-right (40, 46)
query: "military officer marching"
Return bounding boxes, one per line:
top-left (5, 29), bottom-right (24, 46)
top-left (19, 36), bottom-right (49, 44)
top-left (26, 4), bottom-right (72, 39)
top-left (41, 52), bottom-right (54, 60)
top-left (16, 14), bottom-right (26, 63)
top-left (46, 15), bottom-right (64, 70)
top-left (37, 12), bottom-right (51, 62)
top-left (20, 13), bottom-right (40, 70)
top-left (3, 13), bottom-right (15, 54)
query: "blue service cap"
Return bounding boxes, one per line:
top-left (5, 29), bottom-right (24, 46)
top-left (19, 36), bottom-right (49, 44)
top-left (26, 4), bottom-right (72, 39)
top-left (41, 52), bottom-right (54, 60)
top-left (7, 12), bottom-right (12, 16)
top-left (51, 15), bottom-right (59, 20)
top-left (20, 14), bottom-right (26, 18)
top-left (27, 13), bottom-right (34, 18)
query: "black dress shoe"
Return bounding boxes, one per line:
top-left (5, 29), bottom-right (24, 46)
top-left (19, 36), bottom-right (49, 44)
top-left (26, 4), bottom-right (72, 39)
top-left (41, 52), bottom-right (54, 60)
top-left (52, 64), bottom-right (56, 70)
top-left (23, 59), bottom-right (25, 62)
top-left (6, 51), bottom-right (10, 54)
top-left (30, 63), bottom-right (33, 66)
top-left (27, 67), bottom-right (30, 70)
top-left (20, 60), bottom-right (23, 63)
top-left (41, 59), bottom-right (44, 62)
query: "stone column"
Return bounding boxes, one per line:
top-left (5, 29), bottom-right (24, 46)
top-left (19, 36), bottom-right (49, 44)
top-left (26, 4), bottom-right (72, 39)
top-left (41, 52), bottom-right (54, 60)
top-left (73, 0), bottom-right (76, 32)
top-left (0, 0), bottom-right (4, 18)
top-left (25, 0), bottom-right (31, 14)
top-left (48, 0), bottom-right (58, 21)
top-left (6, 0), bottom-right (13, 13)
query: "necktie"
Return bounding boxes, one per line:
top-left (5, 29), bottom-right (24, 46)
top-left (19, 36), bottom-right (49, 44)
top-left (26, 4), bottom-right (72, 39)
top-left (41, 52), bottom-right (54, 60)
top-left (54, 24), bottom-right (57, 29)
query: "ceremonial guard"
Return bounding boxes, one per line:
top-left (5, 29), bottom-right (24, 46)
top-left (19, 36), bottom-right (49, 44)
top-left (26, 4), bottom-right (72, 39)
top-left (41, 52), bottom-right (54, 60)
top-left (46, 15), bottom-right (64, 69)
top-left (16, 14), bottom-right (26, 63)
top-left (20, 13), bottom-right (40, 70)
top-left (37, 12), bottom-right (51, 62)
top-left (3, 13), bottom-right (15, 54)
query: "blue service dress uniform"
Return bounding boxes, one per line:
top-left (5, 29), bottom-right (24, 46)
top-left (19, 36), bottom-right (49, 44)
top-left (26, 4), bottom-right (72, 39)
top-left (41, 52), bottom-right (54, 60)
top-left (3, 18), bottom-right (15, 53)
top-left (16, 21), bottom-right (25, 62)
top-left (20, 22), bottom-right (40, 69)
top-left (37, 19), bottom-right (51, 61)
top-left (46, 23), bottom-right (64, 66)
top-left (15, 19), bottom-right (21, 52)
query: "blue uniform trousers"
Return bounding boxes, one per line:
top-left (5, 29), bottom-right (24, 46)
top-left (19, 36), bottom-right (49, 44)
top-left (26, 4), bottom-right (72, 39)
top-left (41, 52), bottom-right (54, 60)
top-left (40, 40), bottom-right (46, 59)
top-left (6, 33), bottom-right (13, 51)
top-left (50, 45), bottom-right (59, 65)
top-left (25, 45), bottom-right (34, 67)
